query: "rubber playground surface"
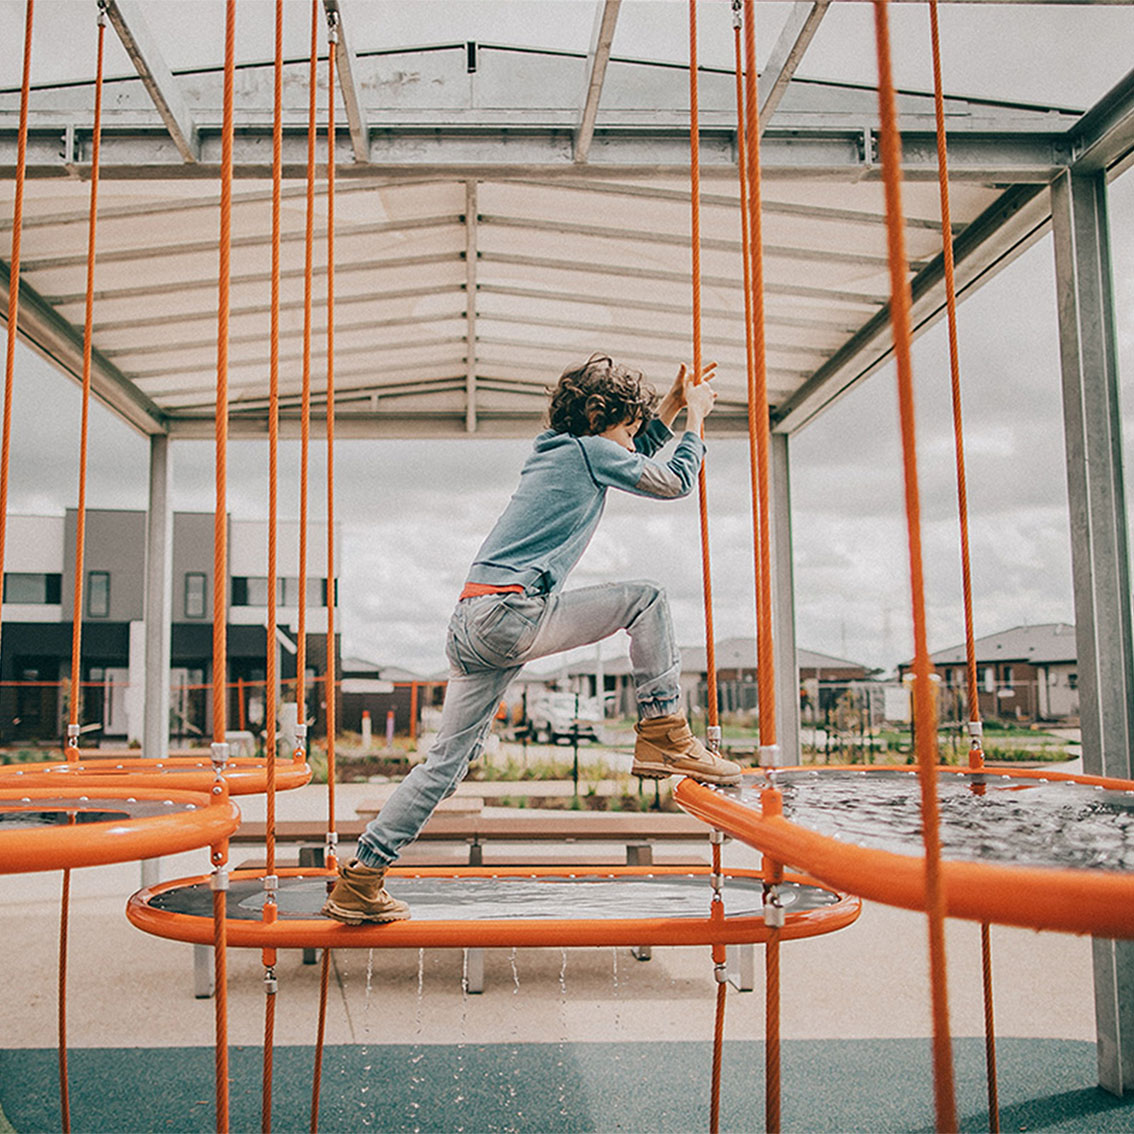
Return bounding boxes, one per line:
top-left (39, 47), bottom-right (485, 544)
top-left (3, 1038), bottom-right (1133, 1133)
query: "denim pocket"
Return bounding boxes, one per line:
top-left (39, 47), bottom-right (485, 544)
top-left (468, 594), bottom-right (542, 666)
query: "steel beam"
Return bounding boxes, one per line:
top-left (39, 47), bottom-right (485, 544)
top-left (323, 0), bottom-right (370, 164)
top-left (0, 125), bottom-right (1066, 181)
top-left (142, 434), bottom-right (173, 762)
top-left (575, 0), bottom-right (621, 164)
top-left (1051, 168), bottom-right (1134, 1098)
top-left (1067, 65), bottom-right (1134, 178)
top-left (758, 2), bottom-right (830, 129)
top-left (0, 260), bottom-right (166, 436)
top-left (773, 183), bottom-right (1049, 433)
top-left (102, 0), bottom-right (198, 162)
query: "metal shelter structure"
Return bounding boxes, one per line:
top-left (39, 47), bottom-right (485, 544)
top-left (2, 0), bottom-right (1134, 1097)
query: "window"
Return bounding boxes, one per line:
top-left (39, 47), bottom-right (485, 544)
top-left (87, 571), bottom-right (110, 618)
top-left (1068, 672), bottom-right (1078, 690)
top-left (231, 577), bottom-right (284, 607)
top-left (184, 572), bottom-right (206, 619)
top-left (3, 572), bottom-right (61, 604)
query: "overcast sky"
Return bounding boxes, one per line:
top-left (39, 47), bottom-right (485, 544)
top-left (1, 1), bottom-right (1133, 679)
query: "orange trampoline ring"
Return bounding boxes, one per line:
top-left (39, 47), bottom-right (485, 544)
top-left (126, 865), bottom-right (861, 950)
top-left (675, 766), bottom-right (1134, 939)
top-left (0, 784), bottom-right (240, 873)
top-left (0, 752), bottom-right (311, 795)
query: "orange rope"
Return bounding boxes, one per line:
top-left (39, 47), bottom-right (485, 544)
top-left (765, 933), bottom-right (781, 1132)
top-left (262, 969), bottom-right (276, 1134)
top-left (260, 8), bottom-right (284, 1132)
top-left (325, 12), bottom-right (339, 845)
top-left (265, 0), bottom-right (283, 880)
top-left (0, 0), bottom-right (35, 655)
top-left (213, 883), bottom-right (230, 1133)
top-left (872, 4), bottom-right (956, 1129)
top-left (211, 6), bottom-right (237, 1131)
top-left (731, 14), bottom-right (767, 746)
top-left (981, 921), bottom-right (1000, 1131)
top-left (741, 0), bottom-right (776, 750)
top-left (65, 9), bottom-right (106, 761)
top-left (311, 948), bottom-right (331, 1133)
top-left (212, 0), bottom-right (235, 749)
top-left (710, 979), bottom-right (726, 1132)
top-left (688, 0), bottom-right (718, 731)
top-left (58, 866), bottom-right (71, 1133)
top-left (296, 0), bottom-right (318, 749)
top-left (709, 835), bottom-right (726, 1133)
top-left (927, 5), bottom-right (998, 1127)
top-left (928, 1), bottom-right (980, 748)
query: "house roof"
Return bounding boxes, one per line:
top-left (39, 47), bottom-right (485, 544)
top-left (554, 638), bottom-right (868, 679)
top-left (928, 622), bottom-right (1077, 667)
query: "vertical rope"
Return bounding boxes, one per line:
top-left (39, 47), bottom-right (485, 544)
top-left (688, 0), bottom-right (718, 729)
top-left (65, 9), bottom-right (105, 760)
top-left (324, 9), bottom-right (339, 842)
top-left (927, 6), bottom-right (998, 1127)
top-left (311, 948), bottom-right (331, 1133)
top-left (928, 2), bottom-right (981, 749)
top-left (980, 922), bottom-right (1000, 1129)
top-left (265, 0), bottom-right (283, 878)
top-left (741, 0), bottom-right (776, 750)
top-left (0, 0), bottom-right (35, 660)
top-left (58, 866), bottom-right (71, 1133)
top-left (212, 0), bottom-right (235, 749)
top-left (213, 880), bottom-right (230, 1134)
top-left (260, 7), bottom-right (285, 1132)
top-left (765, 932), bottom-right (781, 1132)
top-left (262, 979), bottom-right (276, 1134)
top-left (709, 834), bottom-right (726, 1134)
top-left (296, 0), bottom-right (318, 740)
top-left (710, 980), bottom-right (727, 1132)
top-left (872, 4), bottom-right (956, 1129)
top-left (731, 8), bottom-right (767, 739)
top-left (212, 5), bottom-right (237, 1131)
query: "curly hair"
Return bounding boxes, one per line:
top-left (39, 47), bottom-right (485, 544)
top-left (547, 353), bottom-right (658, 437)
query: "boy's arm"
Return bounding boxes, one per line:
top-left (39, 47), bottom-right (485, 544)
top-left (581, 431), bottom-right (705, 500)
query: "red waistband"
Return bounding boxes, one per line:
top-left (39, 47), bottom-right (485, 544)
top-left (459, 582), bottom-right (526, 601)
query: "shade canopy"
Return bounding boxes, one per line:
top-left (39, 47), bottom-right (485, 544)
top-left (1, 1), bottom-right (1132, 441)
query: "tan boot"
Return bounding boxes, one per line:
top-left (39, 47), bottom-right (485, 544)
top-left (631, 714), bottom-right (743, 785)
top-left (321, 859), bottom-right (411, 925)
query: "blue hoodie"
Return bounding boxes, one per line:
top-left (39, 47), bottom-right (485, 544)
top-left (465, 419), bottom-right (705, 596)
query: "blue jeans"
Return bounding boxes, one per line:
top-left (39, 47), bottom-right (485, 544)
top-left (355, 580), bottom-right (682, 868)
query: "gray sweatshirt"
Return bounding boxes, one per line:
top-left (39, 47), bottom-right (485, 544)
top-left (465, 418), bottom-right (705, 596)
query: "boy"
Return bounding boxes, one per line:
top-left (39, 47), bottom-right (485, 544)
top-left (323, 353), bottom-right (742, 924)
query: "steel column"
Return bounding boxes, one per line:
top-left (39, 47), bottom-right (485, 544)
top-left (770, 431), bottom-right (799, 764)
top-left (142, 433), bottom-right (173, 762)
top-left (1051, 168), bottom-right (1134, 1096)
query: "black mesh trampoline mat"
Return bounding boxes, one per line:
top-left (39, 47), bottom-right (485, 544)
top-left (0, 796), bottom-right (203, 828)
top-left (149, 872), bottom-right (841, 922)
top-left (714, 768), bottom-right (1134, 872)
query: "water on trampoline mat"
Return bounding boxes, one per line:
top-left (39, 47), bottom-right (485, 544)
top-left (151, 874), bottom-right (840, 921)
top-left (0, 808), bottom-right (132, 826)
top-left (722, 769), bottom-right (1134, 871)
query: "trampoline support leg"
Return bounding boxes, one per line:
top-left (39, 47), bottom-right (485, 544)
top-left (299, 844), bottom-right (325, 965)
top-left (465, 947), bottom-right (485, 994)
top-left (726, 944), bottom-right (755, 992)
top-left (627, 843), bottom-right (653, 960)
top-left (194, 944), bottom-right (215, 999)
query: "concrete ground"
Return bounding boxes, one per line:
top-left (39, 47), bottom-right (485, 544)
top-left (0, 778), bottom-right (1125, 1131)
